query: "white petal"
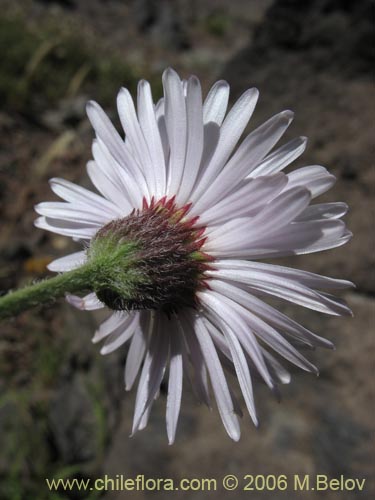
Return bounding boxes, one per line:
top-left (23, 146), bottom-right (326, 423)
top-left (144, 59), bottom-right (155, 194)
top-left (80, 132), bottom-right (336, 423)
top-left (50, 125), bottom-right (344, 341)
top-left (117, 87), bottom-right (156, 194)
top-left (100, 313), bottom-right (139, 355)
top-left (86, 100), bottom-right (150, 201)
top-left (49, 177), bottom-right (120, 217)
top-left (166, 319), bottom-right (183, 444)
top-left (66, 292), bottom-right (104, 311)
top-left (191, 87), bottom-right (259, 203)
top-left (200, 291), bottom-right (274, 389)
top-left (207, 312), bottom-right (258, 426)
top-left (203, 80), bottom-right (230, 126)
top-left (242, 186), bottom-right (311, 236)
top-left (35, 200), bottom-right (111, 225)
top-left (286, 165), bottom-right (336, 198)
top-left (198, 173), bottom-right (288, 225)
top-left (47, 251), bottom-right (87, 272)
top-left (209, 280), bottom-right (330, 349)
top-left (187, 311), bottom-right (241, 441)
top-left (137, 80), bottom-right (166, 198)
top-left (88, 155), bottom-right (131, 213)
top-left (207, 218), bottom-right (350, 259)
top-left (176, 76), bottom-right (204, 205)
top-left (254, 220), bottom-right (350, 258)
top-left (162, 68), bottom-right (187, 197)
top-left (250, 136), bottom-right (307, 177)
top-left (296, 202), bottom-right (348, 221)
top-left (262, 350), bottom-right (291, 384)
top-left (157, 113), bottom-right (169, 171)
top-left (34, 216), bottom-right (98, 240)
top-left (132, 314), bottom-right (169, 434)
top-left (93, 138), bottom-right (144, 209)
top-left (92, 311), bottom-right (130, 343)
top-left (199, 122), bottom-right (220, 181)
top-left (155, 97), bottom-right (164, 120)
top-left (125, 327), bottom-right (147, 391)
top-left (204, 285), bottom-right (318, 374)
top-left (178, 316), bottom-right (211, 407)
top-left (192, 111), bottom-right (294, 214)
top-left (209, 267), bottom-right (352, 316)
top-left (206, 186), bottom-right (311, 252)
top-left (214, 260), bottom-right (354, 290)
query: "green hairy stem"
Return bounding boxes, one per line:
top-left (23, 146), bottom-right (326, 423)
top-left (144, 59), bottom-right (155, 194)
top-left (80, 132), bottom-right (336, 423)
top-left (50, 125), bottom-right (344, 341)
top-left (0, 239), bottom-right (139, 320)
top-left (0, 264), bottom-right (94, 319)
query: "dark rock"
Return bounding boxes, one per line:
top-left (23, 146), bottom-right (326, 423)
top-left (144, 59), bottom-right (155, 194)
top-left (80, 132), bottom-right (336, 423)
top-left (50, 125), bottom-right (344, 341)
top-left (49, 376), bottom-right (98, 463)
top-left (132, 0), bottom-right (193, 50)
top-left (35, 0), bottom-right (76, 8)
top-left (251, 0), bottom-right (374, 76)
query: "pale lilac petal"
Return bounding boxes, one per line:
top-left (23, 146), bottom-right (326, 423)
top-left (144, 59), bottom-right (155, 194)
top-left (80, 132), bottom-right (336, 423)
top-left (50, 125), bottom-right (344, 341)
top-left (258, 220), bottom-right (351, 258)
top-left (47, 251), bottom-right (87, 272)
top-left (296, 202), bottom-right (348, 221)
top-left (178, 324), bottom-right (196, 395)
top-left (199, 122), bottom-right (220, 181)
top-left (206, 312), bottom-right (258, 426)
top-left (262, 350), bottom-right (291, 385)
top-left (117, 87), bottom-right (156, 194)
top-left (198, 173), bottom-right (288, 226)
top-left (49, 177), bottom-right (120, 217)
top-left (35, 199), bottom-right (111, 225)
top-left (34, 216), bottom-right (98, 239)
top-left (66, 292), bottom-right (104, 311)
top-left (166, 318), bottom-right (183, 444)
top-left (137, 80), bottom-right (167, 198)
top-left (206, 187), bottom-right (311, 251)
top-left (199, 291), bottom-right (275, 389)
top-left (286, 165), bottom-right (336, 198)
top-left (132, 314), bottom-right (169, 434)
top-left (250, 136), bottom-right (307, 177)
top-left (191, 88), bottom-right (259, 203)
top-left (191, 111), bottom-right (294, 214)
top-left (213, 260), bottom-right (354, 290)
top-left (125, 327), bottom-right (147, 391)
top-left (155, 97), bottom-right (169, 164)
top-left (203, 80), bottom-right (230, 126)
top-left (207, 281), bottom-right (318, 373)
top-left (100, 313), bottom-right (139, 355)
top-left (162, 68), bottom-right (187, 197)
top-left (207, 219), bottom-right (350, 259)
top-left (178, 316), bottom-right (211, 407)
top-left (203, 286), bottom-right (319, 374)
top-left (124, 312), bottom-right (150, 389)
top-left (92, 311), bottom-right (130, 344)
top-left (209, 279), bottom-right (328, 353)
top-left (228, 385), bottom-right (244, 418)
top-left (92, 138), bottom-right (144, 209)
top-left (176, 76), bottom-right (204, 205)
top-left (188, 311), bottom-right (241, 441)
top-left (155, 97), bottom-right (164, 120)
top-left (88, 151), bottom-right (132, 213)
top-left (86, 100), bottom-right (150, 201)
top-left (209, 267), bottom-right (352, 316)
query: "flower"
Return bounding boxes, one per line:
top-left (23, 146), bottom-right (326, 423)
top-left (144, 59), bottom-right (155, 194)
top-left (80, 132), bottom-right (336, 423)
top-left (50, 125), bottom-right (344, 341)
top-left (34, 68), bottom-right (353, 443)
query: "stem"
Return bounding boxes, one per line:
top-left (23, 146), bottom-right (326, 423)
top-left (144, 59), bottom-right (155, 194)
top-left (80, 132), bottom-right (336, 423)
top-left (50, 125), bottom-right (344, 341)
top-left (0, 236), bottom-right (140, 321)
top-left (0, 263), bottom-right (95, 320)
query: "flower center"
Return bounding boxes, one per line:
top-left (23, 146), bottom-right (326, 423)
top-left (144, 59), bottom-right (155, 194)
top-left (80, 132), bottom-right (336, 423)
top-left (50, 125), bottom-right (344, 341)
top-left (89, 196), bottom-right (212, 315)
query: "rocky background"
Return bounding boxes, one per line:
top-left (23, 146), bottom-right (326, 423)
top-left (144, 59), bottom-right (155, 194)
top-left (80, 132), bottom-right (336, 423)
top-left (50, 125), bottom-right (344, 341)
top-left (0, 1), bottom-right (373, 499)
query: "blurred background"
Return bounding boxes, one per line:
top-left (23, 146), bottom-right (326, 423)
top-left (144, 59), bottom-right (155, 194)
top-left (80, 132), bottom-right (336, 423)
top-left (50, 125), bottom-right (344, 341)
top-left (0, 0), bottom-right (373, 499)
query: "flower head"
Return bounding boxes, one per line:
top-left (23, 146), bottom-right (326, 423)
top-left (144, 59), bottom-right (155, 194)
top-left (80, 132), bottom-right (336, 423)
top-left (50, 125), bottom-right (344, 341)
top-left (35, 68), bottom-right (353, 443)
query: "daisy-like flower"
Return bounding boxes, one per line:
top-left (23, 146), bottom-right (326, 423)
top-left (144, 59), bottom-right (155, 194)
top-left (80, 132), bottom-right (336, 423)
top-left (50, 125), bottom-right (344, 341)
top-left (34, 68), bottom-right (353, 443)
